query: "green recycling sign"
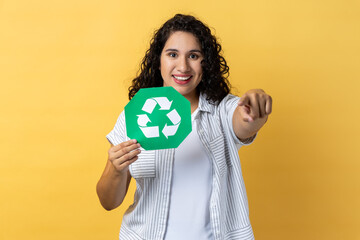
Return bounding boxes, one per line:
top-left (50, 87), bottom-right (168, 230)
top-left (125, 87), bottom-right (192, 150)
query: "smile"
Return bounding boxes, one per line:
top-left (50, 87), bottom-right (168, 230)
top-left (172, 75), bottom-right (192, 85)
top-left (173, 75), bottom-right (192, 81)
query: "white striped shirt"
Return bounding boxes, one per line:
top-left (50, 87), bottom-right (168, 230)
top-left (107, 93), bottom-right (256, 240)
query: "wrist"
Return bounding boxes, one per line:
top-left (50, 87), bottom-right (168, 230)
top-left (108, 161), bottom-right (128, 178)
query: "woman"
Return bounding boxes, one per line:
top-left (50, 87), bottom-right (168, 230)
top-left (97, 14), bottom-right (272, 240)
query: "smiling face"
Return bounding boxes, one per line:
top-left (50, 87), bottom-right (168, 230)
top-left (160, 31), bottom-right (203, 104)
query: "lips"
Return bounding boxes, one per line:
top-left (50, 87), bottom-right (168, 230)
top-left (172, 75), bottom-right (192, 85)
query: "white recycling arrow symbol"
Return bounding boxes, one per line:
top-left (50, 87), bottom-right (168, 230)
top-left (137, 114), bottom-right (151, 126)
top-left (137, 114), bottom-right (159, 138)
top-left (137, 97), bottom-right (180, 139)
top-left (162, 109), bottom-right (181, 139)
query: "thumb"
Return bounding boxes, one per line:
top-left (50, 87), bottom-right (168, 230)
top-left (239, 105), bottom-right (253, 122)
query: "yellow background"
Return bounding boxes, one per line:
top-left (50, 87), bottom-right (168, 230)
top-left (1, 0), bottom-right (359, 239)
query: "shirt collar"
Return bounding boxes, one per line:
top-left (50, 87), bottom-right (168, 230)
top-left (197, 92), bottom-right (215, 114)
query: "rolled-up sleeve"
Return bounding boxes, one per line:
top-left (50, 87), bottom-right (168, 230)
top-left (223, 95), bottom-right (257, 149)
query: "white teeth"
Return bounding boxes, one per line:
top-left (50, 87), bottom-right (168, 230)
top-left (173, 76), bottom-right (191, 81)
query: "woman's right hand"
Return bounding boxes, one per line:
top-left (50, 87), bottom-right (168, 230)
top-left (108, 139), bottom-right (141, 175)
top-left (97, 139), bottom-right (141, 210)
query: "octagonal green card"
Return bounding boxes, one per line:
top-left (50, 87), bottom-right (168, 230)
top-left (125, 87), bottom-right (192, 150)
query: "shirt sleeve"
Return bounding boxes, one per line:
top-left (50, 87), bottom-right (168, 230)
top-left (106, 111), bottom-right (127, 146)
top-left (223, 94), bottom-right (257, 149)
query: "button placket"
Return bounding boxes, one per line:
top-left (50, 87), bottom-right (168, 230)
top-left (196, 118), bottom-right (221, 239)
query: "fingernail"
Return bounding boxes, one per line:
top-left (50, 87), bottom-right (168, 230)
top-left (137, 143), bottom-right (140, 147)
top-left (133, 139), bottom-right (137, 143)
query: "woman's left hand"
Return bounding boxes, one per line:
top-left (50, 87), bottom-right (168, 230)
top-left (238, 89), bottom-right (272, 123)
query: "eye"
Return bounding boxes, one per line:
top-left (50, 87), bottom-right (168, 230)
top-left (189, 54), bottom-right (199, 59)
top-left (168, 52), bottom-right (177, 58)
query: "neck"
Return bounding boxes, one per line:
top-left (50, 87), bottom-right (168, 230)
top-left (184, 92), bottom-right (199, 114)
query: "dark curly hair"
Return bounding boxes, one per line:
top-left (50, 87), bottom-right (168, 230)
top-left (128, 14), bottom-right (230, 104)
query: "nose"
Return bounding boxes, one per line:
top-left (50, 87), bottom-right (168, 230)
top-left (177, 56), bottom-right (190, 72)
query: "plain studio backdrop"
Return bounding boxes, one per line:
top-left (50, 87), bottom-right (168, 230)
top-left (0, 0), bottom-right (359, 239)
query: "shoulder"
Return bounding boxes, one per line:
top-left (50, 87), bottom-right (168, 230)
top-left (106, 110), bottom-right (127, 145)
top-left (115, 110), bottom-right (126, 122)
top-left (199, 93), bottom-right (240, 125)
top-left (213, 94), bottom-right (240, 116)
top-left (199, 93), bottom-right (239, 113)
top-left (218, 94), bottom-right (240, 107)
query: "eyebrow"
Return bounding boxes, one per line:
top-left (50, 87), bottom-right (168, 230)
top-left (164, 48), bottom-right (202, 53)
